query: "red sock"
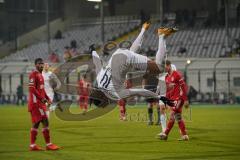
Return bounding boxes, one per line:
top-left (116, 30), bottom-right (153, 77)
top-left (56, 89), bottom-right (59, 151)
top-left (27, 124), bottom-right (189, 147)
top-left (122, 106), bottom-right (126, 115)
top-left (178, 120), bottom-right (187, 135)
top-left (42, 127), bottom-right (51, 144)
top-left (164, 120), bottom-right (175, 135)
top-left (84, 104), bottom-right (88, 111)
top-left (30, 128), bottom-right (38, 145)
top-left (120, 106), bottom-right (126, 117)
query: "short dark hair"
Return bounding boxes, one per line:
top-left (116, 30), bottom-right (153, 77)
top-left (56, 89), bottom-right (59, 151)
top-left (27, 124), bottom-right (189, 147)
top-left (35, 58), bottom-right (43, 65)
top-left (166, 60), bottom-right (171, 65)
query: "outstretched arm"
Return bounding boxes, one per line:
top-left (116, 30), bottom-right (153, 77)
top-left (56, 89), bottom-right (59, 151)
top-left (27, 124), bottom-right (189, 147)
top-left (92, 50), bottom-right (102, 75)
top-left (130, 22), bottom-right (150, 53)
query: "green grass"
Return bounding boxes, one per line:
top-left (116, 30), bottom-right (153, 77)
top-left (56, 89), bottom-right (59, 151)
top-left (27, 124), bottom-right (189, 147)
top-left (0, 104), bottom-right (240, 160)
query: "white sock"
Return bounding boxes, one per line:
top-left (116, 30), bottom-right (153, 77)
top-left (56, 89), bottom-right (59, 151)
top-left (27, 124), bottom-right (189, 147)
top-left (155, 35), bottom-right (166, 69)
top-left (30, 144), bottom-right (36, 147)
top-left (49, 104), bottom-right (57, 111)
top-left (46, 111), bottom-right (50, 118)
top-left (160, 113), bottom-right (167, 132)
top-left (47, 143), bottom-right (52, 146)
top-left (130, 28), bottom-right (146, 52)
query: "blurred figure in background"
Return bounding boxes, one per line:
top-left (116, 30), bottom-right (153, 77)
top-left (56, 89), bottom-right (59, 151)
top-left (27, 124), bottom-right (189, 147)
top-left (142, 73), bottom-right (160, 125)
top-left (16, 84), bottom-right (24, 105)
top-left (63, 46), bottom-right (72, 62)
top-left (48, 52), bottom-right (60, 63)
top-left (78, 75), bottom-right (91, 114)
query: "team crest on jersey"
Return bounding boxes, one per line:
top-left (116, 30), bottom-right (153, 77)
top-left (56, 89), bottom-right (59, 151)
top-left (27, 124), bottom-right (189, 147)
top-left (29, 78), bottom-right (34, 83)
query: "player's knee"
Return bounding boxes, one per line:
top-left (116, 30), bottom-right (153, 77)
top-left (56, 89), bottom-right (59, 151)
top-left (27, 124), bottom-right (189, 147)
top-left (147, 102), bottom-right (153, 108)
top-left (32, 121), bottom-right (40, 128)
top-left (42, 119), bottom-right (49, 127)
top-left (169, 113), bottom-right (175, 121)
top-left (174, 113), bottom-right (182, 122)
top-left (148, 107), bottom-right (153, 114)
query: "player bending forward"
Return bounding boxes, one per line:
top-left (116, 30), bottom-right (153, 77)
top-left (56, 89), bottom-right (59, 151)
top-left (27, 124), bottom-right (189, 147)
top-left (158, 60), bottom-right (189, 141)
top-left (91, 22), bottom-right (177, 106)
top-left (28, 58), bottom-right (60, 151)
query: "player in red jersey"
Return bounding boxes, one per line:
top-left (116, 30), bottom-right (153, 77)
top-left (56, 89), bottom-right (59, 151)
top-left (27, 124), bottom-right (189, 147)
top-left (117, 77), bottom-right (133, 121)
top-left (158, 60), bottom-right (189, 141)
top-left (78, 75), bottom-right (90, 113)
top-left (28, 58), bottom-right (60, 151)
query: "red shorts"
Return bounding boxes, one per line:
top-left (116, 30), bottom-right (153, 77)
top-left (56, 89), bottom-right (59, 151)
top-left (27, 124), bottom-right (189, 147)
top-left (30, 105), bottom-right (48, 123)
top-left (79, 95), bottom-right (89, 106)
top-left (171, 99), bottom-right (184, 113)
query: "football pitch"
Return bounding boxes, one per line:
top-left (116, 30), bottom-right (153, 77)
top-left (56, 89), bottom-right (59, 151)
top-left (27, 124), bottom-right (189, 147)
top-left (0, 104), bottom-right (240, 160)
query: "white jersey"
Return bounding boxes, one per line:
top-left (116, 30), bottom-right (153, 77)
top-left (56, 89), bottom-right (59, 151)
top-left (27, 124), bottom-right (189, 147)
top-left (96, 48), bottom-right (148, 99)
top-left (42, 71), bottom-right (54, 101)
top-left (42, 71), bottom-right (61, 101)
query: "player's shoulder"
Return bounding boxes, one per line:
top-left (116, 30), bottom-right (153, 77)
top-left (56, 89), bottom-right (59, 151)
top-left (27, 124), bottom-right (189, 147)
top-left (29, 70), bottom-right (38, 76)
top-left (173, 70), bottom-right (182, 77)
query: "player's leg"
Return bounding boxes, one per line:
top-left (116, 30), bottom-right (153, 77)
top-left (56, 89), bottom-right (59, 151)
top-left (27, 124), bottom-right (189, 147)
top-left (146, 28), bottom-right (178, 75)
top-left (118, 99), bottom-right (127, 121)
top-left (118, 88), bottom-right (159, 100)
top-left (46, 92), bottom-right (54, 118)
top-left (29, 107), bottom-right (44, 151)
top-left (29, 121), bottom-right (42, 151)
top-left (79, 96), bottom-right (84, 110)
top-left (41, 118), bottom-right (60, 150)
top-left (159, 101), bottom-right (167, 132)
top-left (83, 96), bottom-right (88, 113)
top-left (174, 100), bottom-right (189, 141)
top-left (155, 102), bottom-right (161, 125)
top-left (147, 102), bottom-right (154, 125)
top-left (158, 111), bottom-right (175, 140)
top-left (130, 22), bottom-right (150, 52)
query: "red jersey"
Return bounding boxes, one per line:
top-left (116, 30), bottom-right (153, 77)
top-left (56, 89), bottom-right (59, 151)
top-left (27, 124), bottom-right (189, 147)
top-left (78, 79), bottom-right (90, 96)
top-left (28, 70), bottom-right (50, 112)
top-left (165, 71), bottom-right (188, 101)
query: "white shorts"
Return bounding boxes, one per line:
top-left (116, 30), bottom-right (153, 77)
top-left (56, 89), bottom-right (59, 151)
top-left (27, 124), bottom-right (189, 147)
top-left (46, 92), bottom-right (54, 101)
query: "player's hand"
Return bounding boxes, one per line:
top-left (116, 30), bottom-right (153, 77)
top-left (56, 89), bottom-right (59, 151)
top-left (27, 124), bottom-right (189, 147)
top-left (44, 99), bottom-right (52, 108)
top-left (89, 44), bottom-right (96, 53)
top-left (184, 100), bottom-right (190, 109)
top-left (46, 101), bottom-right (52, 108)
top-left (143, 22), bottom-right (150, 30)
top-left (41, 98), bottom-right (48, 104)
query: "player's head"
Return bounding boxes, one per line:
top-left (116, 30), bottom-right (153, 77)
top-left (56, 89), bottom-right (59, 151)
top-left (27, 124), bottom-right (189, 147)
top-left (35, 58), bottom-right (44, 72)
top-left (103, 41), bottom-right (117, 56)
top-left (44, 63), bottom-right (50, 72)
top-left (165, 60), bottom-right (172, 73)
top-left (119, 41), bottom-right (132, 49)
